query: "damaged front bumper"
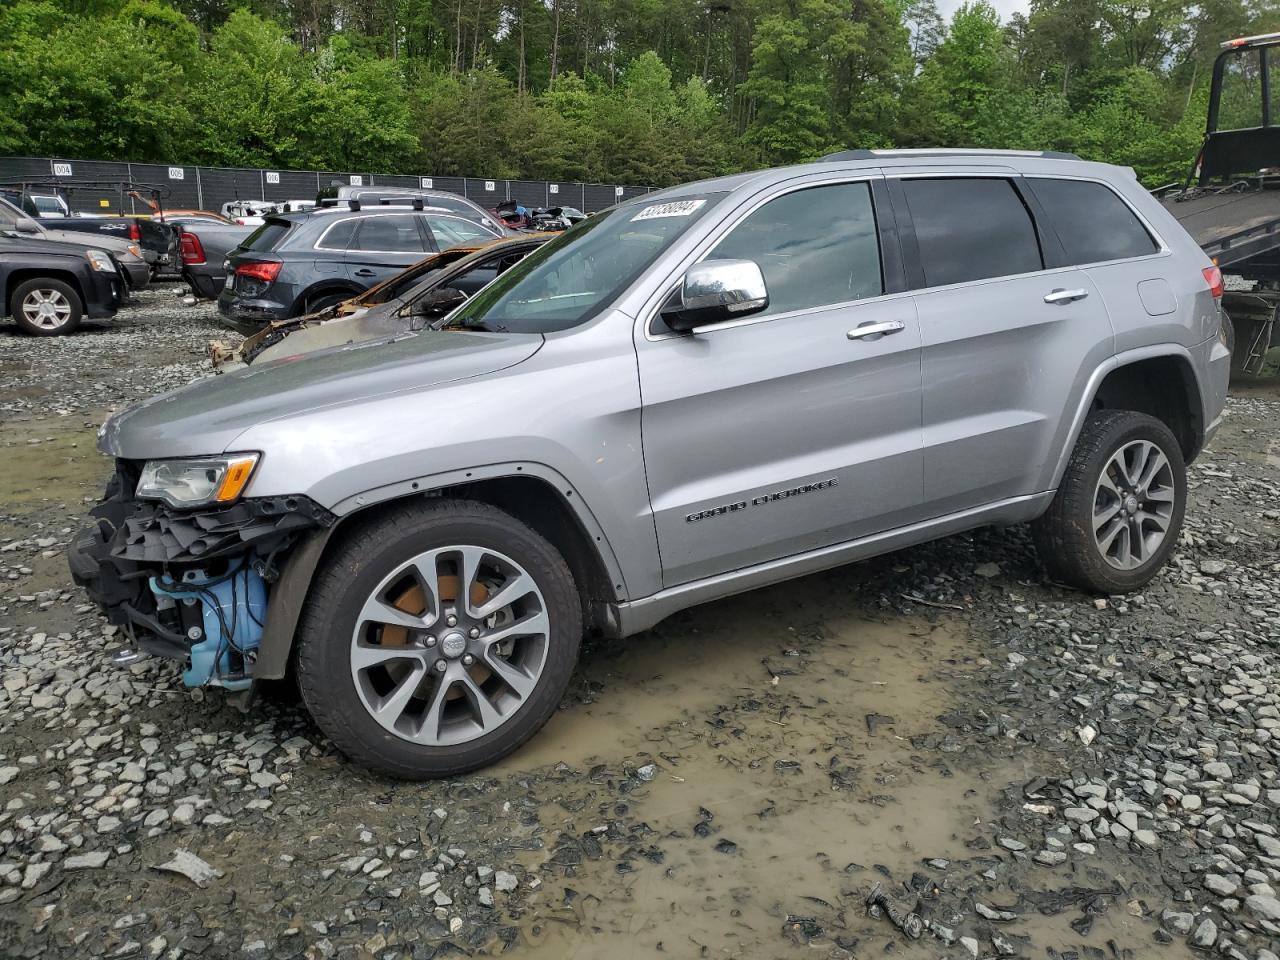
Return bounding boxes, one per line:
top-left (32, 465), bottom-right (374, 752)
top-left (68, 465), bottom-right (334, 690)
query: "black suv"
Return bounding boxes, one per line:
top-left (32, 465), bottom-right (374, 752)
top-left (1, 234), bottom-right (124, 335)
top-left (217, 202), bottom-right (505, 333)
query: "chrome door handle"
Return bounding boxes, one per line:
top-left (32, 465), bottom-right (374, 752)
top-left (847, 319), bottom-right (907, 340)
top-left (1044, 288), bottom-right (1088, 304)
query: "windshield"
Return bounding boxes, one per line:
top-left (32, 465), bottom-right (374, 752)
top-left (443, 193), bottom-right (724, 334)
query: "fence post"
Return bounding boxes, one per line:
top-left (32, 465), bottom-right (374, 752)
top-left (195, 167), bottom-right (204, 211)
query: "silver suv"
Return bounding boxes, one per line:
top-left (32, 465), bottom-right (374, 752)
top-left (71, 150), bottom-right (1231, 778)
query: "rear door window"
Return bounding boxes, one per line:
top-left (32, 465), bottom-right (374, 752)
top-left (707, 181), bottom-right (883, 317)
top-left (425, 215), bottom-right (499, 249)
top-left (900, 178), bottom-right (1043, 287)
top-left (1030, 178), bottom-right (1157, 264)
top-left (353, 215), bottom-right (426, 253)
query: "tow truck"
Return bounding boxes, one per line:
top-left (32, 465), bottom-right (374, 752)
top-left (1157, 32), bottom-right (1280, 375)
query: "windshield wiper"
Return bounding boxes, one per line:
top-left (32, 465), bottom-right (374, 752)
top-left (437, 317), bottom-right (507, 333)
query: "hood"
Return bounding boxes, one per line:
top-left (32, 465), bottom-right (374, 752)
top-left (38, 229), bottom-right (137, 259)
top-left (249, 303), bottom-right (404, 366)
top-left (99, 330), bottom-right (543, 460)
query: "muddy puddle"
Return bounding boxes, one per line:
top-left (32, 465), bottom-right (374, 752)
top-left (0, 414), bottom-right (106, 512)
top-left (484, 573), bottom-right (1180, 959)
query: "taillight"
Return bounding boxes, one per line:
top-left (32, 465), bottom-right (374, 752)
top-left (1202, 264), bottom-right (1224, 299)
top-left (179, 232), bottom-right (205, 265)
top-left (235, 261), bottom-right (282, 284)
top-left (128, 221), bottom-right (141, 242)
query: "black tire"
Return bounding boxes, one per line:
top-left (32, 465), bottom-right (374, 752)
top-left (305, 292), bottom-right (351, 314)
top-left (1032, 410), bottom-right (1187, 593)
top-left (295, 499), bottom-right (582, 779)
top-left (10, 278), bottom-right (83, 335)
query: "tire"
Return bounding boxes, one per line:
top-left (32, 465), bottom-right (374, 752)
top-left (305, 292), bottom-right (350, 315)
top-left (11, 278), bottom-right (83, 335)
top-left (295, 499), bottom-right (582, 779)
top-left (1032, 410), bottom-right (1187, 594)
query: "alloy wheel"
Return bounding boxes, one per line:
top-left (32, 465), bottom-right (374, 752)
top-left (20, 289), bottom-right (73, 331)
top-left (349, 545), bottom-right (550, 746)
top-left (1092, 439), bottom-right (1176, 570)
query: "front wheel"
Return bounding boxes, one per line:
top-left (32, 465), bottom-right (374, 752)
top-left (11, 278), bottom-right (83, 335)
top-left (295, 500), bottom-right (582, 779)
top-left (1032, 410), bottom-right (1187, 593)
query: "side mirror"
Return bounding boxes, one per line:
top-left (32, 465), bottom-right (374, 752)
top-left (14, 217), bottom-right (39, 234)
top-left (410, 286), bottom-right (467, 317)
top-left (661, 259), bottom-right (768, 334)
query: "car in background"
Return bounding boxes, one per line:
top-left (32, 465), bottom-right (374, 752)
top-left (0, 233), bottom-right (123, 334)
top-left (178, 221), bottom-right (258, 299)
top-left (158, 209), bottom-right (231, 227)
top-left (210, 234), bottom-right (552, 368)
top-left (0, 196), bottom-right (149, 294)
top-left (316, 185), bottom-right (506, 235)
top-left (215, 202), bottom-right (505, 333)
top-left (28, 193), bottom-right (70, 217)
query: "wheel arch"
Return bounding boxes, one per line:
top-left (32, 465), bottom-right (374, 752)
top-left (253, 467), bottom-right (624, 680)
top-left (1048, 345), bottom-right (1206, 493)
top-left (297, 279), bottom-right (362, 313)
top-left (6, 268), bottom-right (86, 314)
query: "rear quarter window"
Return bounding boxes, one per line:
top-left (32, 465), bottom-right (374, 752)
top-left (243, 220), bottom-right (293, 252)
top-left (1030, 178), bottom-right (1158, 264)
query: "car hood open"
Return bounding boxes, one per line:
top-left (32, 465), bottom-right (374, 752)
top-left (99, 330), bottom-right (543, 460)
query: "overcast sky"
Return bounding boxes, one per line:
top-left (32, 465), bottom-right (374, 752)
top-left (937, 0), bottom-right (1029, 22)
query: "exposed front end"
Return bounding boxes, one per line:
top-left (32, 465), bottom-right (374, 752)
top-left (68, 460), bottom-right (333, 692)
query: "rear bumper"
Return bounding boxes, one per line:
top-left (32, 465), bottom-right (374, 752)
top-left (184, 266), bottom-right (224, 300)
top-left (217, 290), bottom-right (290, 334)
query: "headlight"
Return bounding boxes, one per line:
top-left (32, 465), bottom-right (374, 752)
top-left (127, 243), bottom-right (142, 259)
top-left (136, 454), bottom-right (260, 509)
top-left (86, 250), bottom-right (116, 272)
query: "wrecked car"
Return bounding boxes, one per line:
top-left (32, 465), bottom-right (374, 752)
top-left (71, 151), bottom-right (1228, 779)
top-left (208, 235), bottom-right (550, 369)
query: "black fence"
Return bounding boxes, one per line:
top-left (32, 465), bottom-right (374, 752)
top-left (0, 156), bottom-right (654, 216)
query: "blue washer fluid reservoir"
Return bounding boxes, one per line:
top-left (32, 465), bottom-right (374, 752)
top-left (150, 560), bottom-right (268, 691)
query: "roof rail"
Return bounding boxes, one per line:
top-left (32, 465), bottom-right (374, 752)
top-left (817, 148), bottom-right (1081, 162)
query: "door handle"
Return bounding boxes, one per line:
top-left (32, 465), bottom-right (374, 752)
top-left (847, 319), bottom-right (907, 340)
top-left (354, 268), bottom-right (377, 278)
top-left (1044, 288), bottom-right (1088, 304)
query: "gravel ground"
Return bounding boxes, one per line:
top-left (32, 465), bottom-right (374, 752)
top-left (1, 291), bottom-right (1279, 959)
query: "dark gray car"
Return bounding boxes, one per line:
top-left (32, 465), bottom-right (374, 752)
top-left (216, 203), bottom-right (505, 334)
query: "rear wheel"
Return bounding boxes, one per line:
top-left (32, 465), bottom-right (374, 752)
top-left (1032, 410), bottom-right (1187, 593)
top-left (305, 292), bottom-right (350, 315)
top-left (11, 278), bottom-right (82, 335)
top-left (295, 500), bottom-right (582, 779)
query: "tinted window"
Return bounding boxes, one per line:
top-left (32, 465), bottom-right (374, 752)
top-left (426, 215), bottom-right (498, 249)
top-left (708, 182), bottom-right (881, 317)
top-left (317, 218), bottom-right (357, 250)
top-left (1031, 178), bottom-right (1157, 264)
top-left (243, 220), bottom-right (292, 252)
top-left (354, 215), bottom-right (425, 252)
top-left (902, 178), bottom-right (1042, 287)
